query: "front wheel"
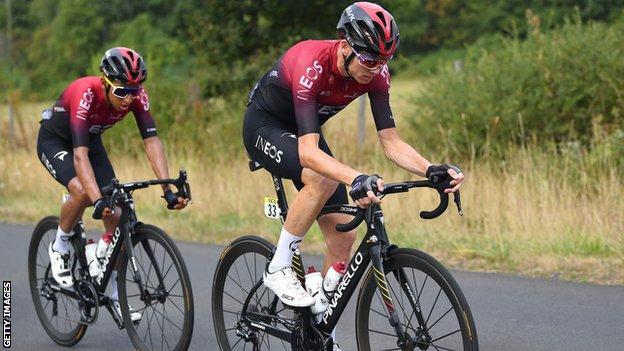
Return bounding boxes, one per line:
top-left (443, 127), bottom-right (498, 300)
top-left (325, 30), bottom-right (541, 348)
top-left (118, 224), bottom-right (194, 351)
top-left (356, 248), bottom-right (478, 351)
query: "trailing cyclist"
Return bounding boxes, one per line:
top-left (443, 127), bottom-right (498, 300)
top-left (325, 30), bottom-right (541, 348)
top-left (36, 46), bottom-right (189, 322)
top-left (243, 1), bottom-right (465, 346)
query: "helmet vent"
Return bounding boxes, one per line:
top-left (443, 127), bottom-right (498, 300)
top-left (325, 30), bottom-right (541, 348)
top-left (375, 11), bottom-right (387, 26)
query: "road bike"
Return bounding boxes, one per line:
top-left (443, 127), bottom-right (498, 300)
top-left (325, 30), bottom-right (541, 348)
top-left (212, 162), bottom-right (478, 350)
top-left (28, 171), bottom-right (195, 351)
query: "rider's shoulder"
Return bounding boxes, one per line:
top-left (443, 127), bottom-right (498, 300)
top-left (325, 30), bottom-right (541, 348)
top-left (64, 76), bottom-right (103, 93)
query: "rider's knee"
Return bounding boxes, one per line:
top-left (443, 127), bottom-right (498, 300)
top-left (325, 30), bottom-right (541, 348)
top-left (67, 178), bottom-right (91, 207)
top-left (301, 168), bottom-right (339, 198)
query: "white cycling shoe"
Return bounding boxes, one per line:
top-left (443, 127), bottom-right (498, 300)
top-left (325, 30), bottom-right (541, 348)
top-left (263, 267), bottom-right (315, 307)
top-left (111, 299), bottom-right (142, 323)
top-left (48, 242), bottom-right (73, 289)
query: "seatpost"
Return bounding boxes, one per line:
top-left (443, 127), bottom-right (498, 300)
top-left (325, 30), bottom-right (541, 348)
top-left (272, 174), bottom-right (288, 222)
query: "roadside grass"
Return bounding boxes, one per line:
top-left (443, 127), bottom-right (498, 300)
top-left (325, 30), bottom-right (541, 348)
top-left (1, 78), bottom-right (622, 284)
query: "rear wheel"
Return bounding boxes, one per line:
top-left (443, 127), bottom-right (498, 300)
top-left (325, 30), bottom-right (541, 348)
top-left (119, 224), bottom-right (194, 351)
top-left (28, 216), bottom-right (88, 346)
top-left (356, 248), bottom-right (478, 351)
top-left (212, 235), bottom-right (296, 351)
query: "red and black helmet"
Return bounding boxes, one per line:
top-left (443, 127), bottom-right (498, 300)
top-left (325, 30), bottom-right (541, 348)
top-left (99, 47), bottom-right (147, 85)
top-left (337, 2), bottom-right (399, 60)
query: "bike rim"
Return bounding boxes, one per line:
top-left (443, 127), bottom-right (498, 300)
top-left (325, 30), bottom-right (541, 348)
top-left (33, 227), bottom-right (84, 335)
top-left (364, 264), bottom-right (469, 351)
top-left (218, 249), bottom-right (294, 350)
top-left (123, 236), bottom-right (189, 350)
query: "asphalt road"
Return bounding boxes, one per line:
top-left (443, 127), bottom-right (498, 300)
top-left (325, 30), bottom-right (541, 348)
top-left (1, 222), bottom-right (623, 350)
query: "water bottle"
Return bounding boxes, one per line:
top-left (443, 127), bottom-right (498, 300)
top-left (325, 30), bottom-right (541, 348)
top-left (96, 233), bottom-right (112, 259)
top-left (322, 261), bottom-right (347, 300)
top-left (304, 266), bottom-right (324, 314)
top-left (85, 240), bottom-right (102, 278)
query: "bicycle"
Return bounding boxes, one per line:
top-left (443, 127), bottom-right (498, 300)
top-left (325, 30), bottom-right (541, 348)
top-left (28, 170), bottom-right (195, 351)
top-left (212, 161), bottom-right (478, 350)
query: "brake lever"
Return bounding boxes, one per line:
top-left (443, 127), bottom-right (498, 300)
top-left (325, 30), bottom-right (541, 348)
top-left (453, 191), bottom-right (463, 216)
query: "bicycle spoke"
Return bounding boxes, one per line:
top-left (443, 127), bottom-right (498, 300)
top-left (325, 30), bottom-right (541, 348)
top-left (369, 328), bottom-right (399, 337)
top-left (224, 309), bottom-right (241, 316)
top-left (428, 306), bottom-right (454, 331)
top-left (425, 287), bottom-right (443, 327)
top-left (167, 296), bottom-right (185, 315)
top-left (430, 328), bottom-right (461, 343)
top-left (224, 290), bottom-right (245, 306)
top-left (150, 305), bottom-right (184, 332)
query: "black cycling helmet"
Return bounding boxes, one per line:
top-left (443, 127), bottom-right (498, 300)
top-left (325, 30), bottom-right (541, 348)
top-left (99, 47), bottom-right (147, 85)
top-left (337, 2), bottom-right (399, 60)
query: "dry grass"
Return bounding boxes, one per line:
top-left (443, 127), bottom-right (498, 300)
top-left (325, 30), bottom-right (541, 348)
top-left (1, 79), bottom-right (622, 284)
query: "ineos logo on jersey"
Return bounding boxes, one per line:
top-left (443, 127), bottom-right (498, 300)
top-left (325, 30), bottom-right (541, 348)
top-left (76, 88), bottom-right (94, 121)
top-left (317, 104), bottom-right (346, 116)
top-left (88, 124), bottom-right (113, 134)
top-left (255, 135), bottom-right (283, 163)
top-left (296, 60), bottom-right (323, 101)
top-left (41, 153), bottom-right (57, 178)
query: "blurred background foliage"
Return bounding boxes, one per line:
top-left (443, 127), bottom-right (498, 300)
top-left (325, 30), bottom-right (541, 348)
top-left (0, 0), bottom-right (623, 162)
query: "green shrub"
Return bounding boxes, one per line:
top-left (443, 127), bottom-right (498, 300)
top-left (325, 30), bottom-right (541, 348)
top-left (410, 14), bottom-right (624, 161)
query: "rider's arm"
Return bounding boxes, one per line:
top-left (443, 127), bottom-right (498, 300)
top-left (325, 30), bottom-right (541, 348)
top-left (378, 128), bottom-right (431, 177)
top-left (73, 146), bottom-right (103, 202)
top-left (143, 136), bottom-right (171, 192)
top-left (298, 134), bottom-right (361, 185)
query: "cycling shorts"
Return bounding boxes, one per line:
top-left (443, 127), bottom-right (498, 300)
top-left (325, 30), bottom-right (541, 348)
top-left (36, 126), bottom-right (116, 190)
top-left (243, 104), bottom-right (348, 207)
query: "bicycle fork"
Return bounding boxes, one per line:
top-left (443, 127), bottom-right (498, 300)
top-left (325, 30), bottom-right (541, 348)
top-left (370, 213), bottom-right (430, 350)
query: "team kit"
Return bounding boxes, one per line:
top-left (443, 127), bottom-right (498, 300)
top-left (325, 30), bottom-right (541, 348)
top-left (30, 2), bottom-right (473, 351)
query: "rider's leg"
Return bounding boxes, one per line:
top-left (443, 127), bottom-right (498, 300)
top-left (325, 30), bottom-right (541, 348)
top-left (53, 177), bottom-right (91, 253)
top-left (317, 213), bottom-right (357, 274)
top-left (269, 168), bottom-right (339, 271)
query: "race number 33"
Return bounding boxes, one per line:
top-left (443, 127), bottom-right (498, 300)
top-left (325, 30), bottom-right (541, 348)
top-left (264, 197), bottom-right (281, 219)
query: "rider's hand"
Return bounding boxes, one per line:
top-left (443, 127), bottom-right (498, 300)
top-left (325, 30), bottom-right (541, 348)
top-left (92, 198), bottom-right (112, 219)
top-left (426, 164), bottom-right (464, 193)
top-left (163, 189), bottom-right (189, 210)
top-left (349, 174), bottom-right (384, 208)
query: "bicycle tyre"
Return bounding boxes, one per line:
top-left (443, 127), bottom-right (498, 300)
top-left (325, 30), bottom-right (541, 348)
top-left (28, 216), bottom-right (88, 346)
top-left (118, 223), bottom-right (194, 351)
top-left (213, 235), bottom-right (298, 351)
top-left (355, 248), bottom-right (478, 351)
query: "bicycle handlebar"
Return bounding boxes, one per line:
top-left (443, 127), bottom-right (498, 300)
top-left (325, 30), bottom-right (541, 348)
top-left (101, 170), bottom-right (192, 209)
top-left (335, 180), bottom-right (462, 232)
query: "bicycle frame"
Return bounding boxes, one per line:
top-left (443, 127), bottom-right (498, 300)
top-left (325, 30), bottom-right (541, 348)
top-left (241, 168), bottom-right (438, 348)
top-left (55, 189), bottom-right (165, 323)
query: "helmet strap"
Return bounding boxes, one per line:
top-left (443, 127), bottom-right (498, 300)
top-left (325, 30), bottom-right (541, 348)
top-left (102, 77), bottom-right (113, 106)
top-left (343, 52), bottom-right (356, 78)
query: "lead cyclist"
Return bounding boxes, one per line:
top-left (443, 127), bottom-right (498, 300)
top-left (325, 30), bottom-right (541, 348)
top-left (243, 2), bottom-right (465, 349)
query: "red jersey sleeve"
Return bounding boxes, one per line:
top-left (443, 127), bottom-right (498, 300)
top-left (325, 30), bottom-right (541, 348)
top-left (67, 84), bottom-right (97, 147)
top-left (288, 56), bottom-right (327, 136)
top-left (131, 87), bottom-right (158, 139)
top-left (368, 65), bottom-right (395, 131)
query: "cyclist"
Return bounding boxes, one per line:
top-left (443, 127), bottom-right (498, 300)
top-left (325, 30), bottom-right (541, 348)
top-left (36, 47), bottom-right (189, 322)
top-left (244, 0), bottom-right (463, 325)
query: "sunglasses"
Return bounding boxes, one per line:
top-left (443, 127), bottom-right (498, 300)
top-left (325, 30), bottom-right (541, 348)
top-left (352, 48), bottom-right (392, 70)
top-left (102, 75), bottom-right (141, 99)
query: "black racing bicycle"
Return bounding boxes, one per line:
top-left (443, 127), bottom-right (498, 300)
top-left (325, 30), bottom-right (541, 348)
top-left (212, 162), bottom-right (478, 351)
top-left (28, 170), bottom-right (195, 351)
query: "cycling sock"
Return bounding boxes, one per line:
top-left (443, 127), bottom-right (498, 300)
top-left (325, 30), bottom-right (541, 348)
top-left (52, 226), bottom-right (72, 254)
top-left (268, 227), bottom-right (303, 273)
top-left (110, 270), bottom-right (119, 301)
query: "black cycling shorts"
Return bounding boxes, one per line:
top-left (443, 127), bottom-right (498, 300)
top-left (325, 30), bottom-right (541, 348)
top-left (243, 104), bottom-right (348, 207)
top-left (36, 126), bottom-right (116, 190)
